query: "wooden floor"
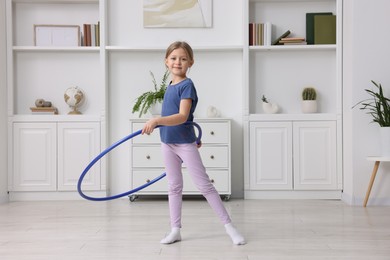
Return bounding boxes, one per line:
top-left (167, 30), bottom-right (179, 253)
top-left (1, 198), bottom-right (390, 260)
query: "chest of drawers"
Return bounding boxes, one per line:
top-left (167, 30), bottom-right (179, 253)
top-left (129, 118), bottom-right (231, 201)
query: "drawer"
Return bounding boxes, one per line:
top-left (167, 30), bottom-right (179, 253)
top-left (132, 146), bottom-right (163, 167)
top-left (184, 170), bottom-right (230, 193)
top-left (132, 169), bottom-right (229, 193)
top-left (132, 170), bottom-right (168, 192)
top-left (131, 122), bottom-right (230, 144)
top-left (131, 123), bottom-right (161, 144)
top-left (199, 146), bottom-right (229, 168)
top-left (198, 122), bottom-right (229, 144)
top-left (133, 146), bottom-right (228, 168)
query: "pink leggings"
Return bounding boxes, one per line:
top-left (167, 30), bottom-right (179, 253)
top-left (161, 142), bottom-right (232, 228)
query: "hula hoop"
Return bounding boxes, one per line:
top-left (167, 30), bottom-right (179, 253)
top-left (77, 122), bottom-right (202, 201)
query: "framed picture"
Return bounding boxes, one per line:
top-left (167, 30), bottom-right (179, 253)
top-left (34, 25), bottom-right (80, 46)
top-left (143, 0), bottom-right (213, 28)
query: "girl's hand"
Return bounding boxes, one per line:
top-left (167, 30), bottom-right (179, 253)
top-left (142, 118), bottom-right (159, 135)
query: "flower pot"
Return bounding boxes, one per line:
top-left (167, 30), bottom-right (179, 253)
top-left (149, 101), bottom-right (162, 117)
top-left (380, 127), bottom-right (390, 156)
top-left (302, 100), bottom-right (317, 113)
top-left (262, 102), bottom-right (279, 114)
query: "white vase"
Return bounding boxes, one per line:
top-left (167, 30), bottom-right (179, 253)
top-left (262, 102), bottom-right (279, 114)
top-left (380, 127), bottom-right (390, 156)
top-left (302, 100), bottom-right (317, 113)
top-left (149, 101), bottom-right (162, 117)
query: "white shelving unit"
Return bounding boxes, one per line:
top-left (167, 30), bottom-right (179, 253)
top-left (243, 0), bottom-right (343, 199)
top-left (5, 0), bottom-right (343, 201)
top-left (6, 0), bottom-right (106, 200)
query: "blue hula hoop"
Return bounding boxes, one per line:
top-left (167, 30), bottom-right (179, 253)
top-left (77, 122), bottom-right (202, 201)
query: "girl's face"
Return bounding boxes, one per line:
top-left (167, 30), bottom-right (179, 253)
top-left (165, 48), bottom-right (193, 79)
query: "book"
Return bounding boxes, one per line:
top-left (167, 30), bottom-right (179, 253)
top-left (306, 12), bottom-right (333, 44)
top-left (314, 15), bottom-right (336, 44)
top-left (272, 30), bottom-right (291, 45)
top-left (30, 107), bottom-right (58, 114)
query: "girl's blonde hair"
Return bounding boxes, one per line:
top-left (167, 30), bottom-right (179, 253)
top-left (165, 41), bottom-right (194, 63)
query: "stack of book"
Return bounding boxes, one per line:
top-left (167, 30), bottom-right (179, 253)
top-left (249, 22), bottom-right (272, 46)
top-left (82, 22), bottom-right (100, 46)
top-left (30, 107), bottom-right (58, 115)
top-left (278, 37), bottom-right (307, 45)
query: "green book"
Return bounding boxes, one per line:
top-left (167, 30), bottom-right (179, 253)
top-left (306, 12), bottom-right (332, 45)
top-left (314, 15), bottom-right (336, 44)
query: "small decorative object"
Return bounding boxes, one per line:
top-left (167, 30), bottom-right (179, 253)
top-left (132, 69), bottom-right (169, 118)
top-left (301, 87), bottom-right (317, 113)
top-left (31, 99), bottom-right (57, 114)
top-left (353, 80), bottom-right (390, 156)
top-left (64, 86), bottom-right (85, 115)
top-left (35, 99), bottom-right (45, 107)
top-left (261, 95), bottom-right (279, 114)
top-left (207, 106), bottom-right (220, 118)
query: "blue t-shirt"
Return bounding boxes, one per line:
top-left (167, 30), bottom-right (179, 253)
top-left (160, 78), bottom-right (198, 144)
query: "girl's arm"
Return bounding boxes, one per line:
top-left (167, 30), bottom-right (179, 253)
top-left (141, 98), bottom-right (192, 135)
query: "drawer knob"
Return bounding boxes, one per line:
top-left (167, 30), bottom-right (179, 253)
top-left (146, 179), bottom-right (151, 183)
top-left (211, 179), bottom-right (215, 183)
top-left (210, 155), bottom-right (215, 159)
top-left (210, 131), bottom-right (215, 135)
top-left (146, 155), bottom-right (151, 159)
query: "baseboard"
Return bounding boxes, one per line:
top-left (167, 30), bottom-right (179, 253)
top-left (244, 190), bottom-right (342, 200)
top-left (9, 190), bottom-right (107, 201)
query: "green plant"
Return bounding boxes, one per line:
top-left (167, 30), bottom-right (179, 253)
top-left (353, 80), bottom-right (390, 127)
top-left (132, 69), bottom-right (170, 117)
top-left (302, 87), bottom-right (317, 100)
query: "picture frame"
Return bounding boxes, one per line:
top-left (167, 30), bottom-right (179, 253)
top-left (34, 25), bottom-right (80, 46)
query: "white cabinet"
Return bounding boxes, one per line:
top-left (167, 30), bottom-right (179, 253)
top-left (12, 122), bottom-right (57, 191)
top-left (249, 122), bottom-right (293, 190)
top-left (129, 118), bottom-right (231, 201)
top-left (10, 121), bottom-right (101, 195)
top-left (248, 120), bottom-right (339, 196)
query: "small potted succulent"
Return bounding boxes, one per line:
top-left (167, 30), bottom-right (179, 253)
top-left (261, 95), bottom-right (279, 114)
top-left (301, 87), bottom-right (317, 113)
top-left (132, 69), bottom-right (169, 117)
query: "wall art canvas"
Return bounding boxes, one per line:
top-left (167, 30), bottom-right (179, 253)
top-left (144, 0), bottom-right (212, 28)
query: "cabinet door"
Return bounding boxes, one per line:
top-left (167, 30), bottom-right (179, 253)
top-left (249, 122), bottom-right (293, 190)
top-left (293, 121), bottom-right (337, 190)
top-left (58, 122), bottom-right (101, 191)
top-left (12, 123), bottom-right (57, 191)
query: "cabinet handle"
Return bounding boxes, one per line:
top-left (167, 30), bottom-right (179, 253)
top-left (210, 131), bottom-right (215, 135)
top-left (210, 155), bottom-right (214, 159)
top-left (146, 155), bottom-right (151, 159)
top-left (146, 179), bottom-right (151, 183)
top-left (210, 179), bottom-right (215, 183)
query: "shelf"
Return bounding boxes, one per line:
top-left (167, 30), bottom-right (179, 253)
top-left (11, 0), bottom-right (98, 3)
top-left (13, 46), bottom-right (100, 52)
top-left (12, 114), bottom-right (101, 122)
top-left (248, 113), bottom-right (340, 121)
top-left (106, 45), bottom-right (244, 52)
top-left (249, 45), bottom-right (336, 51)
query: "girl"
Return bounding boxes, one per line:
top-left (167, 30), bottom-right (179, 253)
top-left (142, 41), bottom-right (245, 245)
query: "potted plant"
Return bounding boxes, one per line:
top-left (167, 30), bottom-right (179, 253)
top-left (353, 80), bottom-right (390, 155)
top-left (132, 69), bottom-right (170, 117)
top-left (301, 87), bottom-right (317, 113)
top-left (261, 95), bottom-right (279, 114)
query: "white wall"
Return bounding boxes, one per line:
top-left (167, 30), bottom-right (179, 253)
top-left (0, 0), bottom-right (8, 203)
top-left (343, 0), bottom-right (390, 205)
